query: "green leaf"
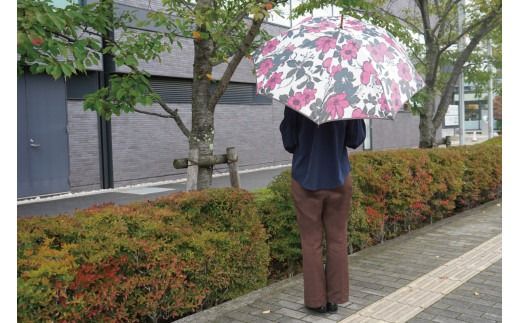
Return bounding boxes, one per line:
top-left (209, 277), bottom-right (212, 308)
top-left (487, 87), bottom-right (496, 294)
top-left (50, 65), bottom-right (62, 79)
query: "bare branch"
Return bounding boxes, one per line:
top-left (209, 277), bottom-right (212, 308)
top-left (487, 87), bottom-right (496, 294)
top-left (416, 0), bottom-right (435, 45)
top-left (432, 14), bottom-right (501, 129)
top-left (127, 65), bottom-right (192, 138)
top-left (439, 8), bottom-right (500, 54)
top-left (133, 108), bottom-right (173, 118)
top-left (207, 15), bottom-right (265, 112)
top-left (432, 0), bottom-right (461, 36)
top-left (374, 7), bottom-right (423, 35)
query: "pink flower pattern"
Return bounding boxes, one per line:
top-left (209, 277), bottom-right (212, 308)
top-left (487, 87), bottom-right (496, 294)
top-left (323, 58), bottom-right (343, 77)
top-left (252, 16), bottom-right (425, 123)
top-left (256, 81), bottom-right (264, 93)
top-left (352, 108), bottom-right (368, 118)
top-left (323, 57), bottom-right (333, 70)
top-left (325, 93), bottom-right (349, 119)
top-left (390, 81), bottom-right (402, 111)
top-left (344, 20), bottom-right (365, 31)
top-left (361, 61), bottom-right (376, 85)
top-left (378, 94), bottom-right (390, 111)
top-left (266, 72), bottom-right (283, 90)
top-left (287, 92), bottom-right (307, 110)
top-left (367, 42), bottom-right (389, 63)
top-left (340, 40), bottom-right (360, 61)
top-left (261, 38), bottom-right (280, 56)
top-left (302, 88), bottom-right (317, 104)
top-left (315, 37), bottom-right (336, 53)
top-left (257, 58), bottom-right (273, 77)
top-left (397, 60), bottom-right (412, 81)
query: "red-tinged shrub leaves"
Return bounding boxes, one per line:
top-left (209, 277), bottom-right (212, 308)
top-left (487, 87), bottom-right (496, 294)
top-left (256, 137), bottom-right (501, 279)
top-left (18, 188), bottom-right (269, 322)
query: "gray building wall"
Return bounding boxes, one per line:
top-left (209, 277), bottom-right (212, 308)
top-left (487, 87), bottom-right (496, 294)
top-left (67, 100), bottom-right (101, 192)
top-left (109, 100), bottom-right (291, 188)
top-left (64, 1), bottom-right (421, 192)
top-left (371, 111), bottom-right (421, 150)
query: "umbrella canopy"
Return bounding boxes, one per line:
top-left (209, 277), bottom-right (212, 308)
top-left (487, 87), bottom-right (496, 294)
top-left (253, 16), bottom-right (425, 125)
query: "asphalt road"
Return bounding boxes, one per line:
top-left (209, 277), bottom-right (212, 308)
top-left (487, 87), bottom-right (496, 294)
top-left (17, 166), bottom-right (290, 218)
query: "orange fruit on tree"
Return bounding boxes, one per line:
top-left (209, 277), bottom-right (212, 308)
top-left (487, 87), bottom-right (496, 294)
top-left (192, 31), bottom-right (201, 40)
top-left (31, 37), bottom-right (44, 46)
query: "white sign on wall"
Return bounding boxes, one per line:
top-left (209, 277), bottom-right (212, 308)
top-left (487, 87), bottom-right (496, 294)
top-left (444, 104), bottom-right (460, 127)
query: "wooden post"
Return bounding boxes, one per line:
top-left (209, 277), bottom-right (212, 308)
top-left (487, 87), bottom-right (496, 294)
top-left (226, 147), bottom-right (240, 189)
top-left (186, 148), bottom-right (198, 191)
top-left (445, 136), bottom-right (452, 147)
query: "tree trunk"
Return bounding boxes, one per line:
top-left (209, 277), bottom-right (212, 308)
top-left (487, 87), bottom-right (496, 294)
top-left (419, 86), bottom-right (437, 148)
top-left (191, 1), bottom-right (215, 190)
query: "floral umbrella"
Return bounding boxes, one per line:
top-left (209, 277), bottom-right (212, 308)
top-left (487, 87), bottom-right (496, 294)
top-left (253, 16), bottom-right (425, 125)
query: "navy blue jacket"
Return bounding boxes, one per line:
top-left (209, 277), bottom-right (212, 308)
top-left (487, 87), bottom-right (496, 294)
top-left (279, 106), bottom-right (366, 191)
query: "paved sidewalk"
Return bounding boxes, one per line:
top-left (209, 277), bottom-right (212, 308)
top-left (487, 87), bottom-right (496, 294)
top-left (175, 200), bottom-right (502, 323)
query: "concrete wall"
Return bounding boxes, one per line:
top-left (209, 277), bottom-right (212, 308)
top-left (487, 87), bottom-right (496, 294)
top-left (371, 111), bottom-right (421, 150)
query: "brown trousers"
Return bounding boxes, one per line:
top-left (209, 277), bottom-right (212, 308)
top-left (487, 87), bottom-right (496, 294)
top-left (290, 174), bottom-right (353, 307)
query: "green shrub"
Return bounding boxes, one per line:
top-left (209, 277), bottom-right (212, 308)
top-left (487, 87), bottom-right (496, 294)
top-left (18, 188), bottom-right (269, 322)
top-left (254, 172), bottom-right (302, 281)
top-left (259, 138), bottom-right (502, 278)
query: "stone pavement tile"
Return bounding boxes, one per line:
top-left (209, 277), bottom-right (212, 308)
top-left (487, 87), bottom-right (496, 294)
top-left (358, 288), bottom-right (388, 297)
top-left (456, 313), bottom-right (497, 323)
top-left (431, 302), bottom-right (451, 310)
top-left (370, 301), bottom-right (423, 322)
top-left (444, 304), bottom-right (486, 317)
top-left (275, 292), bottom-right (305, 304)
top-left (274, 299), bottom-right (305, 311)
top-left (274, 308), bottom-right (307, 319)
top-left (238, 304), bottom-right (284, 321)
top-left (275, 317), bottom-right (306, 323)
top-left (397, 288), bottom-right (444, 309)
top-left (431, 315), bottom-right (468, 323)
top-left (325, 312), bottom-right (351, 320)
top-left (414, 311), bottom-right (436, 320)
top-left (211, 317), bottom-right (242, 323)
top-left (301, 314), bottom-right (337, 323)
top-left (334, 306), bottom-right (358, 316)
top-left (446, 293), bottom-right (496, 307)
top-left (406, 318), bottom-right (434, 323)
top-left (339, 313), bottom-right (388, 322)
top-left (224, 310), bottom-right (274, 323)
top-left (363, 294), bottom-right (385, 302)
top-left (408, 259), bottom-right (502, 323)
top-left (421, 307), bottom-right (462, 318)
top-left (482, 312), bottom-right (501, 321)
top-left (468, 303), bottom-right (501, 316)
top-left (347, 295), bottom-right (374, 306)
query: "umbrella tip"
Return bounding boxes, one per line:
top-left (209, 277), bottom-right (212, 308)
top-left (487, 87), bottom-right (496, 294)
top-left (339, 15), bottom-right (344, 29)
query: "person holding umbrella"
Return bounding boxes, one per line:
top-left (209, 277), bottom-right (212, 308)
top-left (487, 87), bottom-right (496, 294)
top-left (280, 106), bottom-right (366, 313)
top-left (253, 14), bottom-right (424, 315)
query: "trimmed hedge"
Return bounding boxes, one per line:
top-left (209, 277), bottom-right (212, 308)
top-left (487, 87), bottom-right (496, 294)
top-left (18, 138), bottom-right (501, 321)
top-left (18, 189), bottom-right (269, 322)
top-left (256, 137), bottom-right (502, 278)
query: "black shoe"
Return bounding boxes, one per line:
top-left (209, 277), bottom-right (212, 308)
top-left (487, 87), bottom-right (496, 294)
top-left (305, 304), bottom-right (327, 313)
top-left (326, 302), bottom-right (338, 313)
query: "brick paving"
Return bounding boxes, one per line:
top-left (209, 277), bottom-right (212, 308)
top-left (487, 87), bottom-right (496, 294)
top-left (175, 199), bottom-right (501, 323)
top-left (407, 260), bottom-right (502, 323)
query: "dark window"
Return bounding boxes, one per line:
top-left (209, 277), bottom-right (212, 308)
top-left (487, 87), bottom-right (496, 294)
top-left (151, 77), bottom-right (273, 105)
top-left (66, 73), bottom-right (272, 105)
top-left (66, 71), bottom-right (100, 99)
top-left (150, 77), bottom-right (192, 103)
